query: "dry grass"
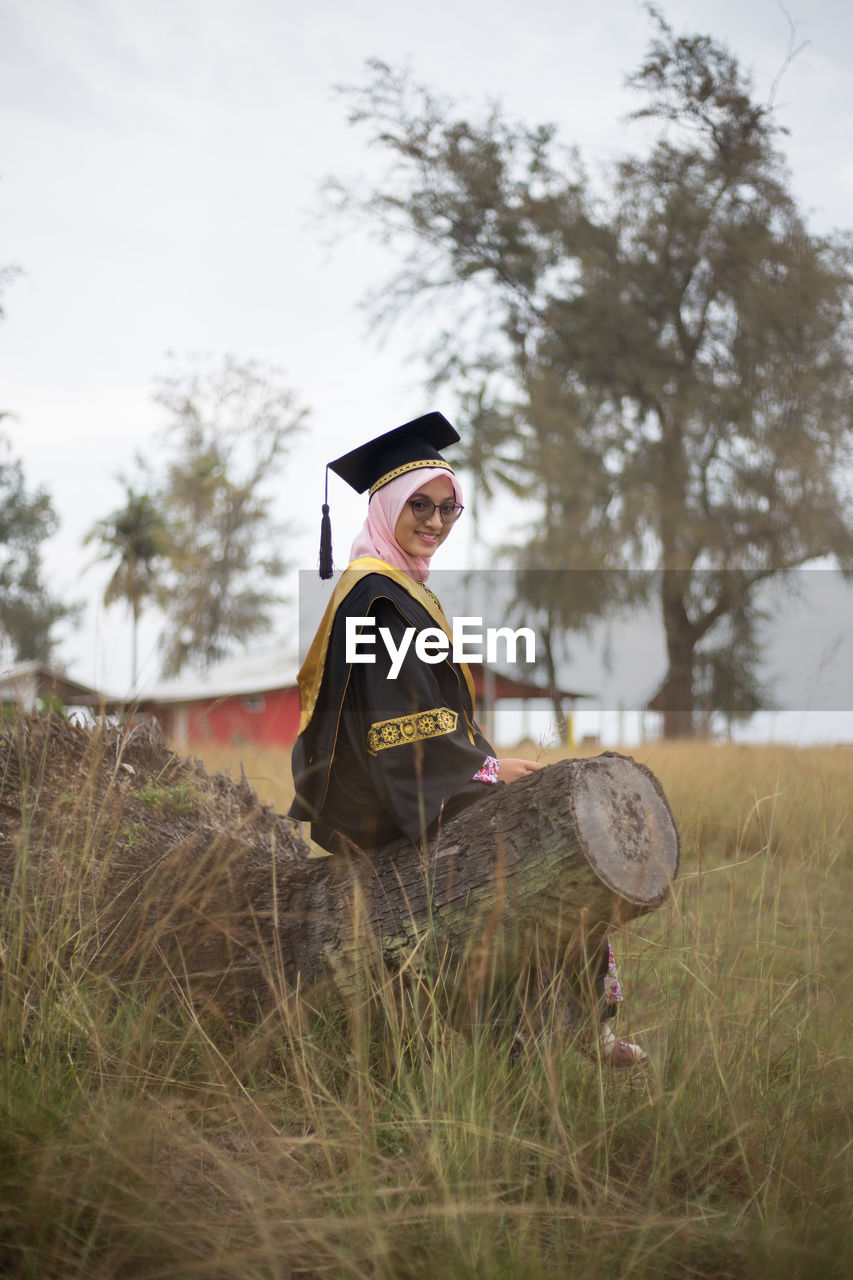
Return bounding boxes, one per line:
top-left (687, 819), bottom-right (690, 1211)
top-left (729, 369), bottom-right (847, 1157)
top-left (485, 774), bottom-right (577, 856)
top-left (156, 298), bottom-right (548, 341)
top-left (197, 741), bottom-right (297, 816)
top-left (1, 722), bottom-right (850, 1278)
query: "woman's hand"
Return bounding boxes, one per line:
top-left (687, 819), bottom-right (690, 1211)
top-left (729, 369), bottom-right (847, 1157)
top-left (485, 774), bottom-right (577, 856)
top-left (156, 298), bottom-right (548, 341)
top-left (497, 758), bottom-right (544, 784)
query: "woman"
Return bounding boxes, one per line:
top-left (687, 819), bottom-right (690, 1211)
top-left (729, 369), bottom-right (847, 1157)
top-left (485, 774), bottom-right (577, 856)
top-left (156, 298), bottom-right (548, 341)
top-left (289, 412), bottom-right (645, 1067)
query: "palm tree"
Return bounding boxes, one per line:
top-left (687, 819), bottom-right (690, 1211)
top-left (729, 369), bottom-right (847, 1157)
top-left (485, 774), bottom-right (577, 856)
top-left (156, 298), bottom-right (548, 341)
top-left (85, 486), bottom-right (170, 687)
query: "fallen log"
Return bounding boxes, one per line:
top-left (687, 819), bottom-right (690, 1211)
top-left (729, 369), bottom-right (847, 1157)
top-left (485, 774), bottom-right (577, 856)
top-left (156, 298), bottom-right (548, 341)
top-left (0, 719), bottom-right (680, 1019)
top-left (281, 750), bottom-right (681, 1001)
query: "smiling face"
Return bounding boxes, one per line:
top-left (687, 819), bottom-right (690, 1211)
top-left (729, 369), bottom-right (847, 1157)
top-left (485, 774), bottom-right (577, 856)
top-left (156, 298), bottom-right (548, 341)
top-left (393, 474), bottom-right (457, 559)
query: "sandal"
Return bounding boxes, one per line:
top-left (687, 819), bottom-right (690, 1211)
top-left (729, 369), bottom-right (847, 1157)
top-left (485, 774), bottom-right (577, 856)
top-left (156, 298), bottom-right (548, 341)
top-left (581, 1021), bottom-right (648, 1068)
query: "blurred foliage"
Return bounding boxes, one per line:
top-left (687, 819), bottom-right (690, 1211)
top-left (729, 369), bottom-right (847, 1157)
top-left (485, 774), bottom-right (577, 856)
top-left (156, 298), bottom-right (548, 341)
top-left (1, 267), bottom-right (78, 663)
top-left (0, 431), bottom-right (78, 663)
top-left (324, 9), bottom-right (853, 735)
top-left (84, 486), bottom-right (170, 684)
top-left (150, 354), bottom-right (308, 676)
top-left (85, 354), bottom-right (308, 680)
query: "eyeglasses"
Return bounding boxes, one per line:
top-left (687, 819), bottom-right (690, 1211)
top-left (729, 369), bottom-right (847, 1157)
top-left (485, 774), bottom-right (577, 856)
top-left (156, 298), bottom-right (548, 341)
top-left (408, 497), bottom-right (465, 524)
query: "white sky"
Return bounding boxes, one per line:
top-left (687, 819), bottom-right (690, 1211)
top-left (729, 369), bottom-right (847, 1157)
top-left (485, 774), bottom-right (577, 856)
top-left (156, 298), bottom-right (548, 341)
top-left (2, 0), bottom-right (852, 740)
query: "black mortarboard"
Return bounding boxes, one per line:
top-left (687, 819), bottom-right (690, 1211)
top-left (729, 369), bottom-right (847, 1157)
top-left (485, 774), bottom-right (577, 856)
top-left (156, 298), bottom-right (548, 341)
top-left (318, 411), bottom-right (460, 579)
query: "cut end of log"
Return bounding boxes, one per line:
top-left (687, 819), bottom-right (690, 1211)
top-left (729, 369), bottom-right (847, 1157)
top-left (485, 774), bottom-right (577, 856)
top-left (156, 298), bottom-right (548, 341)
top-left (570, 752), bottom-right (681, 908)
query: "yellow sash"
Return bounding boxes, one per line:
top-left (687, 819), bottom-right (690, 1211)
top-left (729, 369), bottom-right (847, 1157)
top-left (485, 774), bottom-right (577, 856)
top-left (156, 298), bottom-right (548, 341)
top-left (296, 557), bottom-right (476, 734)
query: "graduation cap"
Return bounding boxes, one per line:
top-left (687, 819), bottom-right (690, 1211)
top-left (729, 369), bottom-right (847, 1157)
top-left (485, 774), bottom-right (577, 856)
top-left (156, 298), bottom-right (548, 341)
top-left (319, 411), bottom-right (460, 579)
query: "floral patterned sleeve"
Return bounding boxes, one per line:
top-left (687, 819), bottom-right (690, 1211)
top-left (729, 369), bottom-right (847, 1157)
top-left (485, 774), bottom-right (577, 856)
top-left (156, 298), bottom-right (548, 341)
top-left (471, 755), bottom-right (500, 784)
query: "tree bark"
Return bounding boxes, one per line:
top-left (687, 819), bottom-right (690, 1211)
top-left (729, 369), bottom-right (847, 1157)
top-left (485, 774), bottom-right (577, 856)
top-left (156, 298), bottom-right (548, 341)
top-left (661, 580), bottom-right (699, 738)
top-left (540, 619), bottom-right (569, 744)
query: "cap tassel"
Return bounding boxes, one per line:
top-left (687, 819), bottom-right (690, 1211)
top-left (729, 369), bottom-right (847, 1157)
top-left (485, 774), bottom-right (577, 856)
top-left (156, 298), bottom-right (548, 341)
top-left (319, 467), bottom-right (333, 580)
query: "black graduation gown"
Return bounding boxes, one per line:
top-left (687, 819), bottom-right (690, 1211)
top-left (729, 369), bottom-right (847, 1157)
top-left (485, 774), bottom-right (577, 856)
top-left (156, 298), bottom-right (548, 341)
top-left (289, 559), bottom-right (497, 853)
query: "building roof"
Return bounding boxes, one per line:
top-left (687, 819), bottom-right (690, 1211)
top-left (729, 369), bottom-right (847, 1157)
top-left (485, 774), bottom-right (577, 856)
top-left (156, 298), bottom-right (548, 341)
top-left (129, 639), bottom-right (592, 707)
top-left (473, 668), bottom-right (592, 702)
top-left (133, 641), bottom-right (300, 705)
top-left (0, 660), bottom-right (109, 709)
top-left (1, 644), bottom-right (592, 715)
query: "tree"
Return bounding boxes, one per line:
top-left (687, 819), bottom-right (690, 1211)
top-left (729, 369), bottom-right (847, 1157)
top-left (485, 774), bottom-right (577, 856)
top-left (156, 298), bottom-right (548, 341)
top-left (452, 382), bottom-right (531, 560)
top-left (0, 432), bottom-right (76, 662)
top-left (84, 485), bottom-right (170, 687)
top-left (151, 355), bottom-right (307, 676)
top-left (323, 14), bottom-right (853, 735)
top-left (0, 263), bottom-right (76, 661)
top-left (0, 262), bottom-right (76, 660)
top-left (692, 595), bottom-right (775, 738)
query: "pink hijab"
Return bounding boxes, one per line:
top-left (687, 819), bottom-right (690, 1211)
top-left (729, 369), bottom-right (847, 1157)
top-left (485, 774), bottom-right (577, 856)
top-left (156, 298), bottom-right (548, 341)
top-left (349, 466), bottom-right (462, 583)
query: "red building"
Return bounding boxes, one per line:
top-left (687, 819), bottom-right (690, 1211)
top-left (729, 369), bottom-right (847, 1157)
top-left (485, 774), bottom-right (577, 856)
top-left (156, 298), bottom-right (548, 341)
top-left (135, 641), bottom-right (590, 749)
top-left (135, 644), bottom-right (301, 748)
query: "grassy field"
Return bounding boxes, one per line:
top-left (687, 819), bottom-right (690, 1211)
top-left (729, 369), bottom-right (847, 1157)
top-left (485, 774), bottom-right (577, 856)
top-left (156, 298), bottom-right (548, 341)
top-left (1, 729), bottom-right (850, 1278)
